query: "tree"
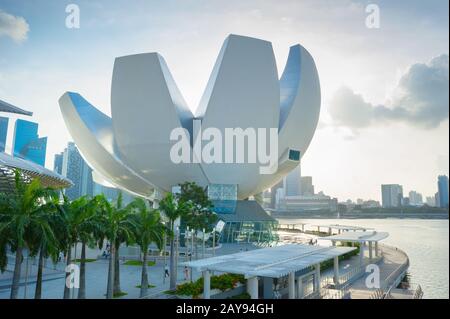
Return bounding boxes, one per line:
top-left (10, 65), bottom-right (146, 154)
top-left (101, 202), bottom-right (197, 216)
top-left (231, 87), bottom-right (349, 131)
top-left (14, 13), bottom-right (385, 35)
top-left (177, 182), bottom-right (217, 259)
top-left (129, 198), bottom-right (165, 297)
top-left (0, 170), bottom-right (59, 299)
top-left (55, 194), bottom-right (105, 299)
top-left (158, 193), bottom-right (191, 290)
top-left (75, 195), bottom-right (104, 299)
top-left (32, 198), bottom-right (61, 299)
top-left (97, 193), bottom-right (135, 298)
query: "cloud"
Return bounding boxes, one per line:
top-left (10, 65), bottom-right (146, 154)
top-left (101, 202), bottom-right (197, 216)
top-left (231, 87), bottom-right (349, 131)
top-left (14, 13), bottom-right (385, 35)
top-left (0, 10), bottom-right (29, 43)
top-left (329, 54), bottom-right (449, 131)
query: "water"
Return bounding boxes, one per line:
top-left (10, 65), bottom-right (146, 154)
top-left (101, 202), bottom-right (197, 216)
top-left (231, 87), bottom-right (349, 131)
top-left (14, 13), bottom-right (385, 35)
top-left (277, 218), bottom-right (449, 299)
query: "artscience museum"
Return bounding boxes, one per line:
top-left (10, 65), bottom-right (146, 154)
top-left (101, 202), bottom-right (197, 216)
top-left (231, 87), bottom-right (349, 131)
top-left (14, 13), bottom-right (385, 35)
top-left (59, 34), bottom-right (321, 243)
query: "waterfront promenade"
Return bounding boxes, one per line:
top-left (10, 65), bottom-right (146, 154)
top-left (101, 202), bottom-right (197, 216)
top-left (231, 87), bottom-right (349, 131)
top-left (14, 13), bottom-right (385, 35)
top-left (0, 230), bottom-right (418, 299)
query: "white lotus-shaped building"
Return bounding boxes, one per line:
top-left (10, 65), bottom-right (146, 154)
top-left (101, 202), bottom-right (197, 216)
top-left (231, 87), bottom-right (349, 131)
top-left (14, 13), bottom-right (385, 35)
top-left (59, 34), bottom-right (320, 202)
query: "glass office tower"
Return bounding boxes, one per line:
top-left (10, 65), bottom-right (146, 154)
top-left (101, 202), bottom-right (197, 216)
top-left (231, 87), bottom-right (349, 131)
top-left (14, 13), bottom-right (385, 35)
top-left (0, 117), bottom-right (8, 152)
top-left (12, 119), bottom-right (47, 166)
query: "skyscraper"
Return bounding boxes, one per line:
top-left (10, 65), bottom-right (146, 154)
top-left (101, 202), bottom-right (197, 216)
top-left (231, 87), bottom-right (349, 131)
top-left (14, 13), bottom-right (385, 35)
top-left (0, 117), bottom-right (8, 152)
top-left (381, 184), bottom-right (403, 208)
top-left (54, 152), bottom-right (64, 175)
top-left (300, 176), bottom-right (314, 196)
top-left (12, 119), bottom-right (47, 166)
top-left (426, 196), bottom-right (436, 207)
top-left (437, 175), bottom-right (449, 208)
top-left (408, 191), bottom-right (423, 206)
top-left (283, 165), bottom-right (301, 196)
top-left (61, 142), bottom-right (93, 200)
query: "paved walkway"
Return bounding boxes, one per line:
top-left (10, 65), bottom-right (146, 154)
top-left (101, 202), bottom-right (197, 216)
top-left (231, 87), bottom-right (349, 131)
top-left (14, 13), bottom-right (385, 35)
top-left (0, 243), bottom-right (258, 299)
top-left (348, 245), bottom-right (408, 299)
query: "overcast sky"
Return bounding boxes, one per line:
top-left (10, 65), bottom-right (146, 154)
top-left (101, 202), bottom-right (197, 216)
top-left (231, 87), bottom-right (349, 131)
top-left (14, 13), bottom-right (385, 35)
top-left (0, 0), bottom-right (448, 202)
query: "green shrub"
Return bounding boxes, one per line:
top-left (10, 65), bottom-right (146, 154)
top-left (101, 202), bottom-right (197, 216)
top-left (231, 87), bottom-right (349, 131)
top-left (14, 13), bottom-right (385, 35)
top-left (172, 273), bottom-right (246, 297)
top-left (123, 260), bottom-right (156, 266)
top-left (229, 292), bottom-right (251, 299)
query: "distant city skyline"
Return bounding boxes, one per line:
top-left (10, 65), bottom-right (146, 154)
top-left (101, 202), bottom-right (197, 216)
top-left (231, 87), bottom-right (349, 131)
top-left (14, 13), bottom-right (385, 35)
top-left (0, 0), bottom-right (448, 200)
top-left (54, 141), bottom-right (134, 203)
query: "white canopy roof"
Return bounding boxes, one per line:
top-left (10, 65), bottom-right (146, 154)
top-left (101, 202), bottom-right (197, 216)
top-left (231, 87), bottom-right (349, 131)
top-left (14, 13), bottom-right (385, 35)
top-left (321, 231), bottom-right (389, 243)
top-left (312, 224), bottom-right (373, 231)
top-left (0, 152), bottom-right (72, 192)
top-left (182, 244), bottom-right (355, 278)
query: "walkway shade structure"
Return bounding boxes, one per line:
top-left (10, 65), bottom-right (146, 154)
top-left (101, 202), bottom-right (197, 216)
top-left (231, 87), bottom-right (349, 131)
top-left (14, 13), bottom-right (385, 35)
top-left (321, 231), bottom-right (389, 264)
top-left (0, 152), bottom-right (72, 192)
top-left (0, 99), bottom-right (33, 116)
top-left (311, 224), bottom-right (373, 234)
top-left (182, 244), bottom-right (355, 299)
top-left (322, 231), bottom-right (389, 243)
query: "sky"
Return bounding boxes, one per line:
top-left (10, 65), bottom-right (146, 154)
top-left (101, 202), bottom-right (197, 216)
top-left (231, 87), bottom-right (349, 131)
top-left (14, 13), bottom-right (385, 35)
top-left (0, 0), bottom-right (448, 202)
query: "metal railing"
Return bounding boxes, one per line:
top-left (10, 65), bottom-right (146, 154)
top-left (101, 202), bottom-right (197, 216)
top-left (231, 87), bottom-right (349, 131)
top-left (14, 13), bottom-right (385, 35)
top-left (379, 244), bottom-right (410, 299)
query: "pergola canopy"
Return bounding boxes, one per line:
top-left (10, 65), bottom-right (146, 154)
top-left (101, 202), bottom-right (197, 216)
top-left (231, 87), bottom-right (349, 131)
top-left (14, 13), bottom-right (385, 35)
top-left (0, 99), bottom-right (33, 116)
top-left (0, 152), bottom-right (72, 192)
top-left (322, 231), bottom-right (389, 243)
top-left (182, 244), bottom-right (355, 278)
top-left (312, 224), bottom-right (373, 232)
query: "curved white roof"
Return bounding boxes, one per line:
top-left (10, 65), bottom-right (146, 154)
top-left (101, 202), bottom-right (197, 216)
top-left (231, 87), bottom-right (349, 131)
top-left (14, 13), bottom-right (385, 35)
top-left (0, 152), bottom-right (72, 192)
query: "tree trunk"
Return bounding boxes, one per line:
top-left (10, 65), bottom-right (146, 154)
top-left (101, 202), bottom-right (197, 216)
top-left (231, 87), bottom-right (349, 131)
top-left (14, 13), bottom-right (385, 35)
top-left (113, 242), bottom-right (121, 295)
top-left (78, 242), bottom-right (86, 299)
top-left (10, 246), bottom-right (23, 299)
top-left (63, 248), bottom-right (72, 299)
top-left (139, 248), bottom-right (149, 298)
top-left (106, 244), bottom-right (115, 299)
top-left (34, 246), bottom-right (45, 299)
top-left (169, 222), bottom-right (176, 290)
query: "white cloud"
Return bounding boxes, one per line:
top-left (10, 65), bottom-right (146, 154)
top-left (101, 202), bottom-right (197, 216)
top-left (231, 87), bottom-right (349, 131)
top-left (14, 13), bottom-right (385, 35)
top-left (328, 54), bottom-right (449, 132)
top-left (0, 10), bottom-right (29, 43)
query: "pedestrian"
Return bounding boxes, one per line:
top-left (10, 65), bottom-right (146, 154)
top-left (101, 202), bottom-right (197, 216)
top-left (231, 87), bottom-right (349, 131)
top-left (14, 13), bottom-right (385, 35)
top-left (184, 266), bottom-right (189, 281)
top-left (164, 265), bottom-right (170, 278)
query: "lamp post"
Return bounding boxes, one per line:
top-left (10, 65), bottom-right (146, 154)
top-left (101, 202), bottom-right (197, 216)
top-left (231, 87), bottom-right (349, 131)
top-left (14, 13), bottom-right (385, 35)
top-left (202, 228), bottom-right (206, 259)
top-left (212, 228), bottom-right (216, 256)
top-left (163, 233), bottom-right (167, 284)
top-left (175, 226), bottom-right (179, 285)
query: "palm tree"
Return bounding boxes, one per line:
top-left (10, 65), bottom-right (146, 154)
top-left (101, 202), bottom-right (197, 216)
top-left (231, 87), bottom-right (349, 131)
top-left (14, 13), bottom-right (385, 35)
top-left (129, 198), bottom-right (165, 297)
top-left (76, 195), bottom-right (104, 299)
top-left (97, 194), bottom-right (135, 299)
top-left (0, 170), bottom-right (58, 299)
top-left (112, 192), bottom-right (134, 296)
top-left (158, 193), bottom-right (191, 290)
top-left (32, 198), bottom-right (62, 299)
top-left (56, 195), bottom-right (96, 299)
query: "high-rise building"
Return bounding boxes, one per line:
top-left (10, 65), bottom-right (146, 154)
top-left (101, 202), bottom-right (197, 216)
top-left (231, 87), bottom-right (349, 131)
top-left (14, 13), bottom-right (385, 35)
top-left (300, 176), bottom-right (314, 196)
top-left (283, 165), bottom-right (301, 196)
top-left (60, 142), bottom-right (93, 200)
top-left (53, 152), bottom-right (64, 175)
top-left (437, 175), bottom-right (449, 208)
top-left (0, 117), bottom-right (8, 152)
top-left (12, 119), bottom-right (47, 166)
top-left (269, 180), bottom-right (283, 209)
top-left (408, 191), bottom-right (423, 206)
top-left (93, 183), bottom-right (134, 205)
top-left (381, 184), bottom-right (403, 208)
top-left (435, 192), bottom-right (441, 208)
top-left (426, 196), bottom-right (436, 207)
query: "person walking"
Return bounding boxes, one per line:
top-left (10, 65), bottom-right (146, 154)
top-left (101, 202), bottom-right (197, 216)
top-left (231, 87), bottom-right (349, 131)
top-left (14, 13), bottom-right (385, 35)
top-left (183, 266), bottom-right (189, 281)
top-left (164, 264), bottom-right (170, 278)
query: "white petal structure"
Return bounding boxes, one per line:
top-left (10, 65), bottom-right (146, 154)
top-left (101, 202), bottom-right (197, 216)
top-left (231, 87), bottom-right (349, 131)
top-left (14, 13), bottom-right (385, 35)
top-left (59, 34), bottom-right (320, 200)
